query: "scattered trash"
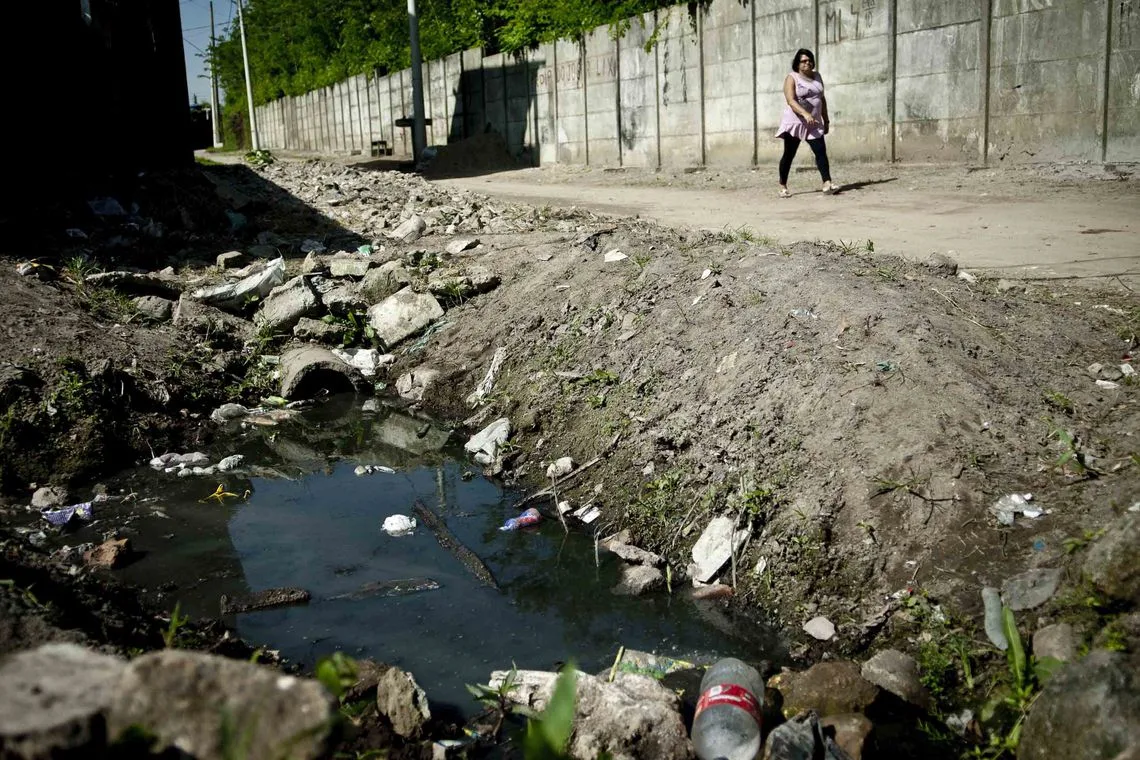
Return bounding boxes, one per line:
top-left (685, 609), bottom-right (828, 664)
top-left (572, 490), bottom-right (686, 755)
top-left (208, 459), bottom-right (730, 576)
top-left (355, 464), bottom-right (396, 476)
top-left (261, 395), bottom-right (290, 407)
top-left (41, 502), bottom-right (94, 527)
top-left (383, 515), bottom-right (417, 536)
top-left (16, 261), bottom-right (56, 280)
top-left (499, 507), bottom-right (542, 531)
top-left (1096, 379), bottom-right (1120, 389)
top-left (603, 249), bottom-right (628, 262)
top-left (990, 493), bottom-right (1043, 526)
top-left (244, 408), bottom-right (299, 427)
top-left (189, 257), bottom-right (285, 312)
top-left (608, 647), bottom-right (695, 681)
top-left (982, 586), bottom-right (1008, 650)
top-left (701, 269), bottom-right (712, 280)
top-left (691, 658), bottom-right (763, 760)
top-left (789, 308), bottom-right (818, 320)
top-left (944, 708), bottom-right (976, 738)
top-left (763, 710), bottom-right (850, 760)
top-left (200, 484), bottom-right (247, 504)
top-left (572, 504), bottom-right (602, 524)
top-left (876, 360), bottom-right (897, 372)
top-left (357, 244), bottom-right (373, 256)
top-left (150, 452), bottom-right (211, 470)
top-left (1122, 364), bottom-right (1136, 378)
top-left (803, 616), bottom-right (836, 641)
top-left (465, 347), bottom-right (507, 408)
top-left (545, 456), bottom-right (576, 479)
top-left (690, 516), bottom-right (751, 584)
top-left (957, 271), bottom-right (978, 283)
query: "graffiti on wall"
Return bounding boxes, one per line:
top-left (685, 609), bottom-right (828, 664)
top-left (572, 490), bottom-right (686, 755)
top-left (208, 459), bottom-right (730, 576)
top-left (536, 59), bottom-right (584, 91)
top-left (1120, 0), bottom-right (1136, 47)
top-left (823, 0), bottom-right (877, 44)
top-left (587, 54), bottom-right (619, 82)
top-left (992, 0), bottom-right (1054, 15)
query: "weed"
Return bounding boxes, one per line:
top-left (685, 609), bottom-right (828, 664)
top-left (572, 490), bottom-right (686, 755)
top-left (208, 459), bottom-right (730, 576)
top-left (633, 253), bottom-right (652, 269)
top-left (1042, 390), bottom-right (1075, 415)
top-left (835, 239), bottom-right (861, 255)
top-left (587, 393), bottom-right (606, 409)
top-left (740, 485), bottom-right (779, 520)
top-left (322, 311), bottom-right (379, 349)
top-left (244, 149), bottom-right (275, 167)
top-left (876, 265), bottom-right (901, 282)
top-left (62, 255), bottom-right (98, 284)
top-left (574, 369), bottom-right (619, 388)
top-left (467, 665), bottom-right (528, 739)
top-left (162, 602), bottom-right (189, 648)
top-left (315, 652), bottom-right (359, 700)
top-left (865, 239), bottom-right (876, 252)
top-left (1062, 528), bottom-right (1103, 554)
top-left (1046, 422), bottom-right (1095, 477)
top-left (720, 224), bottom-right (759, 244)
top-left (522, 664), bottom-right (578, 760)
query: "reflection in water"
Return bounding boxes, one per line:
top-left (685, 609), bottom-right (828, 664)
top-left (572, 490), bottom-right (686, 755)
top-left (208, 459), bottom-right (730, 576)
top-left (101, 396), bottom-right (779, 716)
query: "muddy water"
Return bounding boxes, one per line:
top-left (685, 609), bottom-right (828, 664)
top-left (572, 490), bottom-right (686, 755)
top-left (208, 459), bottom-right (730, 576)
top-left (65, 396), bottom-right (778, 715)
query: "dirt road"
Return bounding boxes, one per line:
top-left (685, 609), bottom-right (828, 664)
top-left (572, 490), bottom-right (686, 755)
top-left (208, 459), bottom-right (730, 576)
top-left (437, 163), bottom-right (1140, 286)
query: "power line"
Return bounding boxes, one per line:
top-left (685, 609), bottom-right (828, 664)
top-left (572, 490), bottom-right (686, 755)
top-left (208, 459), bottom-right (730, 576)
top-left (183, 21), bottom-right (230, 32)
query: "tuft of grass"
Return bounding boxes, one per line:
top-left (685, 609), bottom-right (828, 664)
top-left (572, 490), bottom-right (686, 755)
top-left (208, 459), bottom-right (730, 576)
top-left (162, 602), bottom-right (189, 648)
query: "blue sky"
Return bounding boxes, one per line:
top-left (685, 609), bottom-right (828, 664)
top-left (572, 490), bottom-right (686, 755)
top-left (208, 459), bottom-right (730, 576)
top-left (180, 0), bottom-right (235, 106)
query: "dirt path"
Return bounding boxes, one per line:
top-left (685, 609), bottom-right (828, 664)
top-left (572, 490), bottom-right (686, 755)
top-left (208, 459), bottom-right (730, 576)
top-left (436, 164), bottom-right (1140, 286)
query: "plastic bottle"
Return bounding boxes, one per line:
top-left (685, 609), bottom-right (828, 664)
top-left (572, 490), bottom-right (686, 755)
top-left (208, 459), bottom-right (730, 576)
top-left (691, 657), bottom-right (764, 760)
top-left (499, 507), bottom-right (542, 531)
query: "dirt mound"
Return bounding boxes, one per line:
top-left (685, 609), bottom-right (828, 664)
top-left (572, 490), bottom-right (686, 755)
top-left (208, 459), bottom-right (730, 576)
top-left (422, 132), bottom-right (521, 178)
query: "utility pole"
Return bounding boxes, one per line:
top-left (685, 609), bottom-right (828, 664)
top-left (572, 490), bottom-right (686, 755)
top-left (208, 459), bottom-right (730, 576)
top-left (209, 0), bottom-right (222, 147)
top-left (407, 0), bottom-right (427, 162)
top-left (236, 0), bottom-right (260, 150)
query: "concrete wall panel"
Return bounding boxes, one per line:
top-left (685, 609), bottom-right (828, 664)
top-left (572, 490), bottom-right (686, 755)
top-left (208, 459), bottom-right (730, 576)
top-left (584, 29), bottom-right (620, 165)
top-left (482, 53), bottom-right (507, 142)
top-left (619, 14), bottom-right (658, 167)
top-left (703, 0), bottom-right (754, 165)
top-left (658, 4), bottom-right (703, 166)
top-left (555, 39), bottom-right (587, 163)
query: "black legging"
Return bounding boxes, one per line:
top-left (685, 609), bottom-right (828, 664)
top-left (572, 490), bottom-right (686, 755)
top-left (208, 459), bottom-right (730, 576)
top-left (779, 135), bottom-right (831, 185)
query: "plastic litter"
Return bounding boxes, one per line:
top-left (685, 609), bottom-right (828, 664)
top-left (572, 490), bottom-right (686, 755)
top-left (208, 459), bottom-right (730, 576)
top-left (982, 586), bottom-right (1008, 650)
top-left (383, 514), bottom-right (416, 536)
top-left (355, 464), bottom-right (396, 476)
top-left (189, 257), bottom-right (285, 312)
top-left (603, 249), bottom-right (628, 262)
top-left (990, 493), bottom-right (1043, 526)
top-left (691, 658), bottom-right (764, 760)
top-left (499, 507), bottom-right (542, 531)
top-left (789, 308), bottom-right (818, 320)
top-left (41, 502), bottom-right (94, 526)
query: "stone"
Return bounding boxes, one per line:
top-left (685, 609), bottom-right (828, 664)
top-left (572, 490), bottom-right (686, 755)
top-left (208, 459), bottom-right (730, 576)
top-left (0, 643), bottom-right (126, 758)
top-left (294, 316), bottom-right (345, 343)
top-left (173, 294), bottom-right (255, 343)
top-left (546, 457), bottom-right (576, 479)
top-left (301, 251), bottom-right (328, 274)
top-left (768, 661), bottom-right (879, 718)
top-left (210, 403), bottom-right (249, 423)
top-left (804, 616), bottom-right (837, 641)
top-left (1018, 651), bottom-right (1140, 760)
top-left (464, 418), bottom-right (511, 466)
top-left (603, 540), bottom-right (664, 567)
top-left (107, 650), bottom-right (334, 760)
top-left (360, 261), bottom-right (413, 303)
top-left (83, 538), bottom-right (133, 569)
top-left (612, 565), bottom-right (665, 595)
top-left (445, 237), bottom-right (479, 254)
top-left (366, 288), bottom-right (444, 349)
top-left (254, 275), bottom-right (320, 333)
top-left (376, 666), bottom-right (431, 739)
top-left (217, 250), bottom-right (249, 269)
top-left (31, 485), bottom-right (69, 509)
top-left (690, 516), bottom-right (750, 583)
top-left (1084, 513), bottom-right (1140, 603)
top-left (923, 252), bottom-right (958, 275)
top-left (1033, 623), bottom-right (1078, 663)
top-left (343, 659), bottom-right (392, 703)
top-left (388, 214), bottom-right (427, 243)
top-left (489, 669), bottom-right (693, 760)
top-left (279, 346), bottom-right (361, 399)
top-left (132, 295), bottom-right (174, 322)
top-left (396, 367), bottom-right (442, 401)
top-left (860, 649), bottom-right (930, 710)
top-left (1001, 568), bottom-right (1063, 611)
top-left (319, 284), bottom-right (367, 317)
top-left (217, 454), bottom-right (245, 472)
top-left (997, 279), bottom-right (1026, 293)
top-left (820, 713), bottom-right (874, 760)
top-left (328, 253), bottom-right (372, 278)
top-left (427, 265), bottom-right (501, 299)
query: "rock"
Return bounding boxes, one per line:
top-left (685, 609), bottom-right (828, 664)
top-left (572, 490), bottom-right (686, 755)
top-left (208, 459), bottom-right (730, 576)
top-left (319, 284), bottom-right (367, 317)
top-left (997, 279), bottom-right (1025, 294)
top-left (1033, 623), bottom-right (1078, 663)
top-left (132, 295), bottom-right (174, 322)
top-left (343, 659), bottom-right (392, 703)
top-left (546, 456), bottom-right (576, 479)
top-left (388, 214), bottom-right (427, 243)
top-left (31, 485), bottom-right (69, 509)
top-left (768, 661), bottom-right (879, 718)
top-left (489, 669), bottom-right (693, 760)
top-left (0, 643), bottom-right (126, 758)
top-left (248, 244), bottom-right (279, 259)
top-left (173, 294), bottom-right (255, 343)
top-left (301, 251), bottom-right (328, 274)
top-left (107, 650), bottom-right (334, 760)
top-left (612, 565), bottom-right (665, 595)
top-left (360, 261), bottom-right (413, 303)
top-left (217, 454), bottom-right (244, 472)
top-left (860, 649), bottom-right (930, 709)
top-left (604, 249), bottom-right (628, 262)
top-left (254, 275), bottom-right (321, 333)
top-left (210, 403), bottom-right (249, 423)
top-left (923, 252), bottom-right (958, 275)
top-left (279, 346), bottom-right (362, 399)
top-left (220, 586), bottom-right (311, 614)
top-left (804, 616), bottom-right (837, 641)
top-left (764, 711), bottom-right (850, 760)
top-left (464, 418), bottom-right (511, 466)
top-left (366, 288), bottom-right (444, 349)
top-left (689, 516), bottom-right (750, 583)
top-left (427, 266), bottom-right (501, 299)
top-left (445, 237), bottom-right (479, 254)
top-left (1084, 513), bottom-right (1140, 603)
top-left (1001, 568), bottom-right (1063, 611)
top-left (190, 258), bottom-right (285, 313)
top-left (957, 270), bottom-right (978, 283)
top-left (821, 713), bottom-right (874, 760)
top-left (1018, 650), bottom-right (1140, 760)
top-left (328, 253), bottom-right (372, 278)
top-left (217, 250), bottom-right (250, 269)
top-left (294, 316), bottom-right (345, 343)
top-left (603, 540), bottom-right (664, 567)
top-left (396, 367), bottom-right (441, 401)
top-left (83, 538), bottom-right (133, 569)
top-left (376, 666), bottom-right (431, 739)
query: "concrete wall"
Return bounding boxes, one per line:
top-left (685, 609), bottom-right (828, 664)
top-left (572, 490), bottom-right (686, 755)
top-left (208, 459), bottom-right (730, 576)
top-left (256, 0), bottom-right (1140, 165)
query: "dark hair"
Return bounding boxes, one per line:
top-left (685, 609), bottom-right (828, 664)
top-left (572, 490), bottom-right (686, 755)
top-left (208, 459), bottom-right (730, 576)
top-left (791, 48), bottom-right (815, 71)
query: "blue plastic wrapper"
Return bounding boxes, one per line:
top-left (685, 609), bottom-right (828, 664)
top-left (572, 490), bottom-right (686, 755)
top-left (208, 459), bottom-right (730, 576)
top-left (41, 502), bottom-right (94, 526)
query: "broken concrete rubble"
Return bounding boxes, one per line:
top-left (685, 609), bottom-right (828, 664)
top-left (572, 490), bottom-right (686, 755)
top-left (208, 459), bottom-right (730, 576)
top-left (279, 346), bottom-right (362, 399)
top-left (366, 287), bottom-right (445, 348)
top-left (254, 275), bottom-right (321, 333)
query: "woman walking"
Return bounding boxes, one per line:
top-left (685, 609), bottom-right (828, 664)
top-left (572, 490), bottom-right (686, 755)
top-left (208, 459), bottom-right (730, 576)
top-left (776, 48), bottom-right (837, 197)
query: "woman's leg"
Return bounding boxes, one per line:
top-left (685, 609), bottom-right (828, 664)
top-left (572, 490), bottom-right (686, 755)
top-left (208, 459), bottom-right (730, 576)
top-left (807, 137), bottom-right (832, 187)
top-left (779, 136), bottom-right (801, 188)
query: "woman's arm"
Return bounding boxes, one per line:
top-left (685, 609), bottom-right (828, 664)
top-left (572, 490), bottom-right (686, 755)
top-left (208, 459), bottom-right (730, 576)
top-left (818, 74), bottom-right (830, 133)
top-left (783, 74), bottom-right (816, 123)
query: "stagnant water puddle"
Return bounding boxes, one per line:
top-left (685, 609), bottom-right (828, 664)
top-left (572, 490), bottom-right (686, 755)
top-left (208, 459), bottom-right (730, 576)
top-left (38, 395), bottom-right (782, 716)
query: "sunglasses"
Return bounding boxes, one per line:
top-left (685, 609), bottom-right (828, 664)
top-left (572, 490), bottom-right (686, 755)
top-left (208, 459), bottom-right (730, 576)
top-left (798, 58), bottom-right (814, 64)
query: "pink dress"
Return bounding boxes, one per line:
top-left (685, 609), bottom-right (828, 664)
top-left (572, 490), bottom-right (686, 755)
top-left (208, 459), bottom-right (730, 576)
top-left (775, 72), bottom-right (825, 141)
